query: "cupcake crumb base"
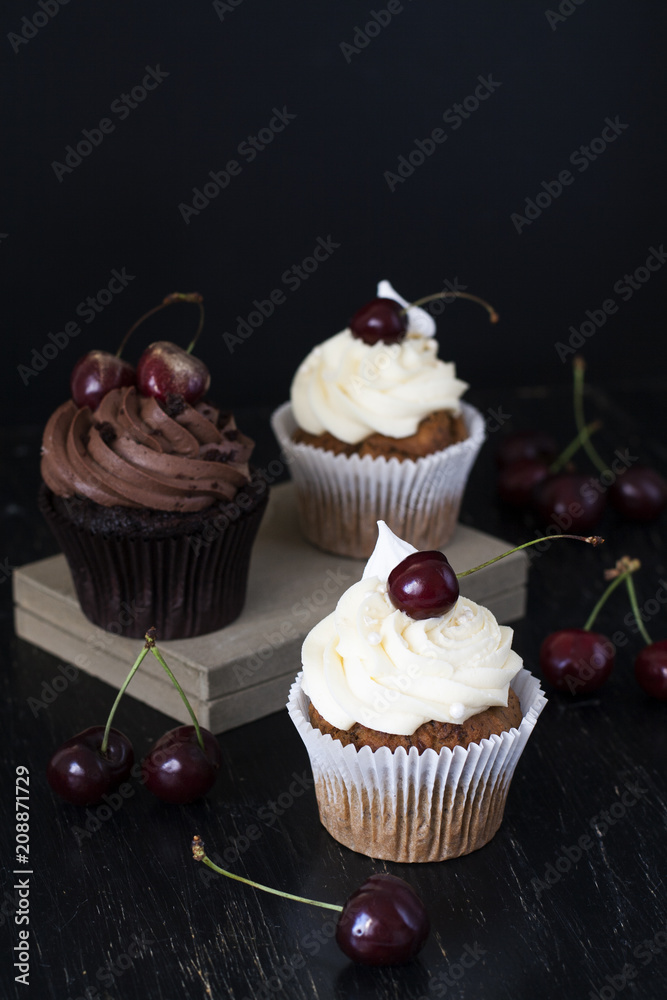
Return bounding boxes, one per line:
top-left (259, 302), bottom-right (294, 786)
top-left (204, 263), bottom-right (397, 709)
top-left (287, 669), bottom-right (547, 863)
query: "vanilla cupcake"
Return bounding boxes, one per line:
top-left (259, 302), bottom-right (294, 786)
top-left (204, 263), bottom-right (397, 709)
top-left (287, 523), bottom-right (546, 862)
top-left (271, 281), bottom-right (485, 558)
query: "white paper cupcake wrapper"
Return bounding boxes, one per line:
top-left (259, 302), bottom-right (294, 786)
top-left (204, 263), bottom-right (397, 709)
top-left (287, 669), bottom-right (547, 862)
top-left (271, 401), bottom-right (486, 558)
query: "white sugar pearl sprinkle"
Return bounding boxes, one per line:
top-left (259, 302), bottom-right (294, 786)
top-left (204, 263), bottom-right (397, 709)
top-left (450, 703), bottom-right (465, 720)
top-left (367, 632), bottom-right (382, 646)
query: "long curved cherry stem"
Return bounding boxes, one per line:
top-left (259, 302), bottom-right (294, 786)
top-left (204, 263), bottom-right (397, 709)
top-left (458, 534), bottom-right (604, 578)
top-left (625, 574), bottom-right (653, 646)
top-left (549, 420), bottom-right (603, 474)
top-left (115, 292), bottom-right (204, 358)
top-left (191, 836), bottom-right (343, 912)
top-left (583, 571), bottom-right (632, 632)
top-left (405, 291), bottom-right (499, 324)
top-left (148, 634), bottom-right (206, 753)
top-left (573, 357), bottom-right (608, 475)
top-left (100, 644), bottom-right (151, 755)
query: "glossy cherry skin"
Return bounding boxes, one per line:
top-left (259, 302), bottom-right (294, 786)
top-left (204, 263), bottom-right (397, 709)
top-left (349, 298), bottom-right (408, 345)
top-left (388, 551), bottom-right (459, 620)
top-left (540, 629), bottom-right (614, 695)
top-left (609, 466), bottom-right (667, 521)
top-left (70, 350), bottom-right (136, 410)
top-left (497, 458), bottom-right (550, 507)
top-left (634, 640), bottom-right (667, 700)
top-left (141, 725), bottom-right (222, 803)
top-left (534, 473), bottom-right (607, 533)
top-left (496, 430), bottom-right (558, 469)
top-left (136, 341), bottom-right (210, 405)
top-left (47, 726), bottom-right (134, 806)
top-left (336, 874), bottom-right (429, 966)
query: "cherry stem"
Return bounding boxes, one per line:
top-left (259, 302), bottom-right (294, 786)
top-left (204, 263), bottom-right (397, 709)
top-left (115, 292), bottom-right (204, 359)
top-left (573, 357), bottom-right (608, 475)
top-left (625, 574), bottom-right (653, 646)
top-left (405, 291), bottom-right (499, 324)
top-left (549, 420), bottom-right (603, 474)
top-left (457, 534), bottom-right (604, 578)
top-left (191, 836), bottom-right (343, 912)
top-left (148, 640), bottom-right (206, 753)
top-left (100, 644), bottom-right (151, 755)
top-left (583, 570), bottom-right (633, 632)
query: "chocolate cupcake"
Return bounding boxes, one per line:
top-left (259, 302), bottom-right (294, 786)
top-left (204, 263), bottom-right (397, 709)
top-left (287, 522), bottom-right (546, 862)
top-left (271, 281), bottom-right (486, 558)
top-left (40, 386), bottom-right (268, 639)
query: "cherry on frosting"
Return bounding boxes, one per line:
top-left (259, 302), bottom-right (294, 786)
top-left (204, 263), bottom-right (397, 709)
top-left (71, 351), bottom-right (136, 411)
top-left (388, 551), bottom-right (459, 620)
top-left (349, 298), bottom-right (408, 346)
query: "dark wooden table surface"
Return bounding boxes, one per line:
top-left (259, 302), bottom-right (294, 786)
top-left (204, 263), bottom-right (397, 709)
top-left (2, 383), bottom-right (666, 1000)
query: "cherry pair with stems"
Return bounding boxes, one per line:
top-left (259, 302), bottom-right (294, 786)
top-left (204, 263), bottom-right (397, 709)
top-left (47, 626), bottom-right (221, 807)
top-left (497, 357), bottom-right (667, 526)
top-left (540, 556), bottom-right (667, 699)
top-left (69, 285), bottom-right (497, 413)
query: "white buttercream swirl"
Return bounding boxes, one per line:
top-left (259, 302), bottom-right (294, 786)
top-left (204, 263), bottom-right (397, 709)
top-left (301, 523), bottom-right (523, 735)
top-left (290, 281), bottom-right (469, 445)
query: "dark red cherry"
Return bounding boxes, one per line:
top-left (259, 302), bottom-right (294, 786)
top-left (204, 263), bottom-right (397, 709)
top-left (539, 628), bottom-right (614, 695)
top-left (70, 350), bottom-right (136, 410)
top-left (388, 551), bottom-right (459, 620)
top-left (349, 298), bottom-right (408, 345)
top-left (336, 874), bottom-right (429, 966)
top-left (609, 465), bottom-right (667, 522)
top-left (535, 473), bottom-right (606, 533)
top-left (141, 725), bottom-right (221, 803)
top-left (136, 341), bottom-right (210, 405)
top-left (496, 430), bottom-right (559, 469)
top-left (47, 726), bottom-right (134, 805)
top-left (634, 640), bottom-right (667, 700)
top-left (497, 458), bottom-right (550, 507)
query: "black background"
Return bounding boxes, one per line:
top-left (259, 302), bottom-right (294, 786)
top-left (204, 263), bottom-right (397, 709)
top-left (3, 0), bottom-right (667, 427)
top-left (3, 5), bottom-right (667, 999)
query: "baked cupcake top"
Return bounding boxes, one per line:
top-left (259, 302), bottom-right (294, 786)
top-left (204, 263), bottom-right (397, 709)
top-left (301, 522), bottom-right (523, 735)
top-left (41, 386), bottom-right (253, 512)
top-left (291, 281), bottom-right (469, 445)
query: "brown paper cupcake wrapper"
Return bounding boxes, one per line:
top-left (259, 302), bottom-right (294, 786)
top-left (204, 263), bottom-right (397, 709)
top-left (271, 401), bottom-right (486, 558)
top-left (39, 484), bottom-right (269, 640)
top-left (287, 669), bottom-right (546, 862)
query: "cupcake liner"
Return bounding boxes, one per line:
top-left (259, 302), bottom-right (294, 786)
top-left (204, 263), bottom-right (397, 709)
top-left (39, 483), bottom-right (269, 640)
top-left (287, 669), bottom-right (546, 862)
top-left (271, 401), bottom-right (486, 558)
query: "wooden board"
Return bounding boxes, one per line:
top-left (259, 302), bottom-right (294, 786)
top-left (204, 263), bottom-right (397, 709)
top-left (12, 482), bottom-right (528, 732)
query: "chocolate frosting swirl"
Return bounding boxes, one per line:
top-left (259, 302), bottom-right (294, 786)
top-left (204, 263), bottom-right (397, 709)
top-left (41, 386), bottom-right (254, 512)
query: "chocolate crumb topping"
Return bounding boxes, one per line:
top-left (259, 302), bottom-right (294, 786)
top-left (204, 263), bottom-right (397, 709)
top-left (163, 393), bottom-right (187, 418)
top-left (41, 387), bottom-right (254, 512)
top-left (95, 421), bottom-right (117, 446)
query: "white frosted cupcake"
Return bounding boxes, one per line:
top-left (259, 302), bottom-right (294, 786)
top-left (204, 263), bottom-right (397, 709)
top-left (287, 522), bottom-right (546, 862)
top-left (271, 281), bottom-right (486, 558)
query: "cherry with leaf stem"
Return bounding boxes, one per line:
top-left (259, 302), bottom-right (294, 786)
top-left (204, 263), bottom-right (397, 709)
top-left (349, 289), bottom-right (498, 345)
top-left (387, 533), bottom-right (603, 622)
top-left (498, 420), bottom-right (602, 508)
top-left (140, 631), bottom-right (221, 803)
top-left (573, 357), bottom-right (667, 522)
top-left (46, 642), bottom-right (150, 804)
top-left (539, 560), bottom-right (641, 695)
top-left (190, 836), bottom-right (429, 966)
top-left (133, 293), bottom-right (210, 405)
